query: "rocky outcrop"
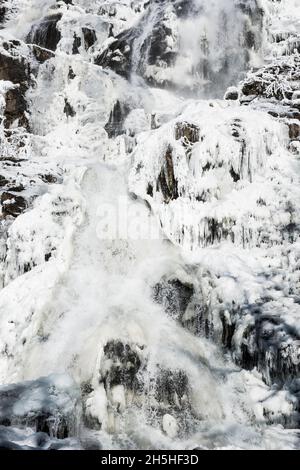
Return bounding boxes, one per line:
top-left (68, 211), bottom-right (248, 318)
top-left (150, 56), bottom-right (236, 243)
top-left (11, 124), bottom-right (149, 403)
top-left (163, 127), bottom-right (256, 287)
top-left (0, 5), bottom-right (6, 25)
top-left (104, 100), bottom-right (131, 138)
top-left (26, 13), bottom-right (62, 52)
top-left (100, 340), bottom-right (144, 393)
top-left (73, 28), bottom-right (97, 54)
top-left (95, 0), bottom-right (264, 92)
top-left (0, 42), bottom-right (31, 129)
top-left (0, 192), bottom-right (27, 219)
top-left (95, 29), bottom-right (135, 79)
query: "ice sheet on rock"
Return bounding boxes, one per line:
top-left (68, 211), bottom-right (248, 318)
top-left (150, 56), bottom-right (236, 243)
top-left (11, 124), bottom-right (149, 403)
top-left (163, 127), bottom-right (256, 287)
top-left (129, 100), bottom-right (299, 251)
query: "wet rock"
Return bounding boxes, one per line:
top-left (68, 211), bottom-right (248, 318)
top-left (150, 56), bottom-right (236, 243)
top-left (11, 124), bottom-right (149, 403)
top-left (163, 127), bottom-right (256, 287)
top-left (95, 1), bottom-right (262, 92)
top-left (100, 340), bottom-right (144, 392)
top-left (0, 6), bottom-right (6, 25)
top-left (64, 99), bottom-right (76, 118)
top-left (140, 21), bottom-right (177, 81)
top-left (0, 176), bottom-right (9, 188)
top-left (224, 87), bottom-right (239, 101)
top-left (190, 293), bottom-right (300, 391)
top-left (31, 45), bottom-right (55, 63)
top-left (1, 192), bottom-right (27, 218)
top-left (175, 122), bottom-right (200, 144)
top-left (104, 100), bottom-right (131, 138)
top-left (156, 146), bottom-right (178, 203)
top-left (26, 14), bottom-right (62, 52)
top-left (0, 46), bottom-right (29, 84)
top-left (289, 122), bottom-right (300, 140)
top-left (73, 28), bottom-right (97, 54)
top-left (95, 29), bottom-right (134, 79)
top-left (68, 67), bottom-right (76, 80)
top-left (39, 174), bottom-right (59, 184)
top-left (153, 278), bottom-right (194, 321)
top-left (4, 88), bottom-right (28, 129)
top-left (0, 375), bottom-right (80, 439)
top-left (241, 78), bottom-right (265, 97)
top-left (0, 46), bottom-right (30, 128)
top-left (0, 425), bottom-right (80, 450)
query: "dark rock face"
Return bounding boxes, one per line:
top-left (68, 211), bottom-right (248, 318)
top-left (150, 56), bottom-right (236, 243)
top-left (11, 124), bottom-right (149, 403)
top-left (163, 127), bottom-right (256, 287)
top-left (104, 100), bottom-right (131, 138)
top-left (73, 28), bottom-right (97, 54)
top-left (0, 43), bottom-right (29, 84)
top-left (4, 88), bottom-right (28, 129)
top-left (95, 28), bottom-right (135, 79)
top-left (289, 122), bottom-right (300, 140)
top-left (175, 122), bottom-right (200, 144)
top-left (156, 146), bottom-right (178, 203)
top-left (100, 340), bottom-right (144, 392)
top-left (224, 87), bottom-right (239, 100)
top-left (0, 5), bottom-right (6, 25)
top-left (0, 376), bottom-right (80, 439)
top-left (64, 99), bottom-right (76, 118)
top-left (94, 3), bottom-right (177, 84)
top-left (0, 43), bottom-right (30, 129)
top-left (31, 45), bottom-right (55, 63)
top-left (0, 192), bottom-right (27, 218)
top-left (26, 14), bottom-right (62, 51)
top-left (153, 278), bottom-right (194, 321)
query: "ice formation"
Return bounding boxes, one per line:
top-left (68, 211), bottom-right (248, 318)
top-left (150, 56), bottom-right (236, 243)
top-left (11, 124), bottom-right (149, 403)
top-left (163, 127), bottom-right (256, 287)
top-left (0, 0), bottom-right (299, 450)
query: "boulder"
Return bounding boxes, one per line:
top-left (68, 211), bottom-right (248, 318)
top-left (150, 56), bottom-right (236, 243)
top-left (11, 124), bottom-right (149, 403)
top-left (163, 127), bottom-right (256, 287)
top-left (224, 86), bottom-right (239, 101)
top-left (100, 340), bottom-right (144, 392)
top-left (26, 13), bottom-right (62, 51)
top-left (0, 44), bottom-right (30, 128)
top-left (31, 45), bottom-right (55, 63)
top-left (289, 122), bottom-right (300, 140)
top-left (1, 192), bottom-right (27, 218)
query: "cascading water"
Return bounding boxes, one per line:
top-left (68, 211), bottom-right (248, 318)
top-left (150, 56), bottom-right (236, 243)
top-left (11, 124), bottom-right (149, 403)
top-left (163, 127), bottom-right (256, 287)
top-left (0, 0), bottom-right (299, 450)
top-left (112, 0), bottom-right (263, 96)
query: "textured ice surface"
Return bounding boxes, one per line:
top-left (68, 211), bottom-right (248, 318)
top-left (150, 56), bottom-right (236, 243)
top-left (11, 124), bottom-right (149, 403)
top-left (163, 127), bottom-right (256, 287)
top-left (0, 0), bottom-right (299, 450)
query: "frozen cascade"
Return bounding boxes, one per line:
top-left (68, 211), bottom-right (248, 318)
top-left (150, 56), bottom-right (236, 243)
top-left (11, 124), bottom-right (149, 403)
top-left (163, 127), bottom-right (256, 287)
top-left (0, 0), bottom-right (299, 450)
top-left (97, 0), bottom-right (263, 95)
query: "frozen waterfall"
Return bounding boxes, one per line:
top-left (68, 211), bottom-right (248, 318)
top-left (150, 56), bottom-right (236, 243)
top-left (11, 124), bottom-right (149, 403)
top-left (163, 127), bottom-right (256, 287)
top-left (0, 0), bottom-right (299, 451)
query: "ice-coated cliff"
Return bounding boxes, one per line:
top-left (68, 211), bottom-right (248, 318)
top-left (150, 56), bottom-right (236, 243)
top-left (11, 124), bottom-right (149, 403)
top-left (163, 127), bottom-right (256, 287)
top-left (0, 0), bottom-right (299, 450)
